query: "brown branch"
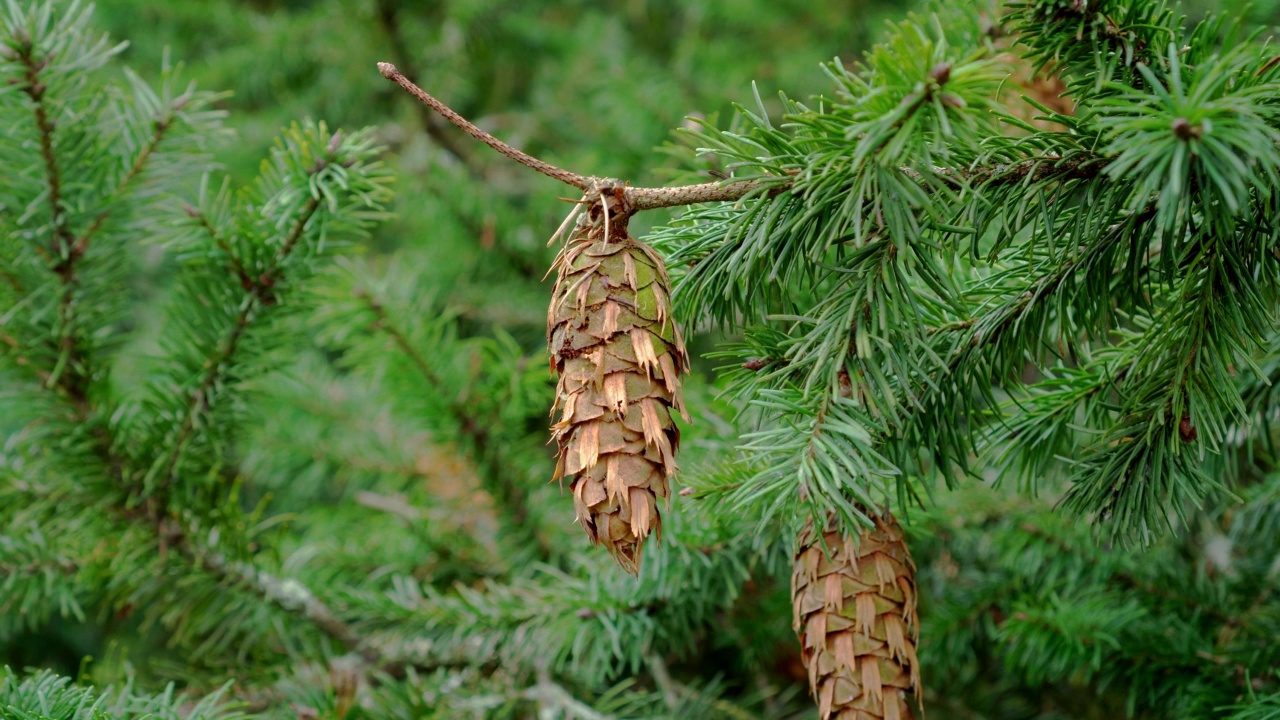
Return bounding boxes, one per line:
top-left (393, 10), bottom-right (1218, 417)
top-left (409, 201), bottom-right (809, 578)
top-left (15, 37), bottom-right (73, 261)
top-left (372, 2), bottom-right (486, 177)
top-left (378, 61), bottom-right (776, 210)
top-left (15, 36), bottom-right (92, 405)
top-left (378, 62), bottom-right (589, 189)
top-left (628, 179), bottom-right (770, 210)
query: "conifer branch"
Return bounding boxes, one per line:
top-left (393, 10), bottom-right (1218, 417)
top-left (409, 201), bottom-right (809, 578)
top-left (70, 98), bottom-right (184, 256)
top-left (14, 33), bottom-right (94, 405)
top-left (1017, 521), bottom-right (1236, 626)
top-left (183, 204), bottom-right (255, 288)
top-left (191, 541), bottom-right (382, 665)
top-left (14, 34), bottom-right (73, 261)
top-left (153, 195), bottom-right (323, 494)
top-left (356, 290), bottom-right (555, 562)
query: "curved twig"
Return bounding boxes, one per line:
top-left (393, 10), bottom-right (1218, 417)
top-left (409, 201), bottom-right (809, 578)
top-left (378, 62), bottom-right (590, 189)
top-left (377, 62), bottom-right (766, 211)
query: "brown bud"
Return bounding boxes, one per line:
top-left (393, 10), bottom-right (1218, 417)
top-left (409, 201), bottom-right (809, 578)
top-left (1171, 117), bottom-right (1202, 141)
top-left (928, 62), bottom-right (952, 87)
top-left (1179, 414), bottom-right (1198, 443)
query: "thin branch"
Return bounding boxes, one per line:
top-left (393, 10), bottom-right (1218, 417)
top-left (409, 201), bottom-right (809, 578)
top-left (378, 61), bottom-right (773, 209)
top-left (357, 290), bottom-right (556, 562)
top-left (16, 37), bottom-right (92, 404)
top-left (192, 540), bottom-right (381, 665)
top-left (153, 196), bottom-right (323, 493)
top-left (377, 62), bottom-right (1111, 221)
top-left (70, 100), bottom-right (185, 257)
top-left (378, 62), bottom-right (589, 190)
top-left (183, 203), bottom-right (255, 288)
top-left (628, 179), bottom-right (770, 210)
top-left (0, 558), bottom-right (79, 576)
top-left (16, 40), bottom-right (73, 260)
top-left (372, 3), bottom-right (486, 177)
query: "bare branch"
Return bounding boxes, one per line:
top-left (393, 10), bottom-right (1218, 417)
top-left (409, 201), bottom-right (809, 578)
top-left (378, 62), bottom-right (590, 190)
top-left (627, 179), bottom-right (769, 210)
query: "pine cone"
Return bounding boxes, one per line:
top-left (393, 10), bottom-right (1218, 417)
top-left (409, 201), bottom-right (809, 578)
top-left (548, 181), bottom-right (688, 573)
top-left (792, 511), bottom-right (921, 720)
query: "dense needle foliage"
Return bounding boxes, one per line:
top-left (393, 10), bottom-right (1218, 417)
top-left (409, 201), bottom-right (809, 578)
top-left (3, 0), bottom-right (1280, 719)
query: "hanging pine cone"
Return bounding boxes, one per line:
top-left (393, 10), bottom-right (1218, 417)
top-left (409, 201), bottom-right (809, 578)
top-left (792, 511), bottom-right (922, 720)
top-left (548, 180), bottom-right (688, 573)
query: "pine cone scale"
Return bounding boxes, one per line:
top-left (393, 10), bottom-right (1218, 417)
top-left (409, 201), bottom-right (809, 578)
top-left (793, 512), bottom-right (922, 720)
top-left (548, 182), bottom-right (687, 573)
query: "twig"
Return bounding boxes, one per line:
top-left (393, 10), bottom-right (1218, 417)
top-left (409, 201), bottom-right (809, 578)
top-left (184, 204), bottom-right (255, 288)
top-left (357, 290), bottom-right (557, 562)
top-left (15, 37), bottom-right (92, 404)
top-left (70, 100), bottom-right (184, 258)
top-left (152, 194), bottom-right (323, 495)
top-left (378, 62), bottom-right (589, 189)
top-left (193, 541), bottom-right (381, 665)
top-left (377, 62), bottom-right (770, 211)
top-left (372, 2), bottom-right (485, 177)
top-left (15, 39), bottom-right (73, 261)
top-left (378, 62), bottom-right (1115, 226)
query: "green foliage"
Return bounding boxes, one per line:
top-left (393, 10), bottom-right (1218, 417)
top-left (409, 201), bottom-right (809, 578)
top-left (914, 478), bottom-right (1280, 718)
top-left (651, 0), bottom-right (1280, 548)
top-left (6, 0), bottom-right (1280, 718)
top-left (0, 669), bottom-right (242, 720)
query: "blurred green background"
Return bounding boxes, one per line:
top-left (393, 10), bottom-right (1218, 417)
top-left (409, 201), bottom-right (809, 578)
top-left (11, 0), bottom-right (1280, 702)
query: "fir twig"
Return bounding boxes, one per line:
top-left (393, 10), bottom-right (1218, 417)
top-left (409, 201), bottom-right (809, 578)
top-left (14, 32), bottom-right (73, 260)
top-left (183, 203), bottom-right (255, 288)
top-left (356, 289), bottom-right (555, 561)
top-left (191, 539), bottom-right (382, 665)
top-left (70, 95), bottom-right (185, 255)
top-left (15, 32), bottom-right (92, 404)
top-left (151, 194), bottom-right (322, 496)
